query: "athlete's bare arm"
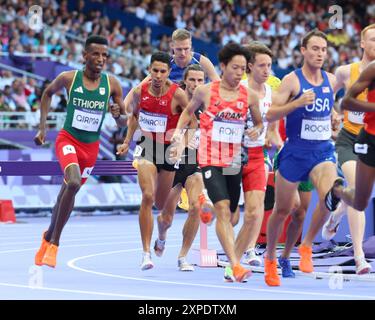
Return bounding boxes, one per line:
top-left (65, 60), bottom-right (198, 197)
top-left (123, 77), bottom-right (152, 116)
top-left (325, 72), bottom-right (342, 131)
top-left (334, 64), bottom-right (351, 94)
top-left (34, 71), bottom-right (75, 145)
top-left (266, 72), bottom-right (315, 122)
top-left (199, 55), bottom-right (220, 81)
top-left (117, 87), bottom-right (141, 156)
top-left (245, 88), bottom-right (263, 141)
top-left (265, 121), bottom-right (283, 149)
top-left (172, 87), bottom-right (189, 114)
top-left (109, 75), bottom-right (127, 127)
top-left (342, 62), bottom-right (375, 112)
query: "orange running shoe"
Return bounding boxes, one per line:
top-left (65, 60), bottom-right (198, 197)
top-left (35, 231), bottom-right (49, 266)
top-left (42, 243), bottom-right (58, 268)
top-left (233, 264), bottom-right (251, 283)
top-left (264, 258), bottom-right (281, 286)
top-left (298, 244), bottom-right (313, 273)
top-left (198, 194), bottom-right (213, 224)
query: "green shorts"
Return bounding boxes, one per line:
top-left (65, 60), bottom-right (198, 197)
top-left (273, 149), bottom-right (314, 192)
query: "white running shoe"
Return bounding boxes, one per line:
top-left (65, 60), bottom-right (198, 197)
top-left (140, 252), bottom-right (154, 271)
top-left (178, 257), bottom-right (194, 271)
top-left (355, 257), bottom-right (372, 275)
top-left (154, 238), bottom-right (166, 257)
top-left (243, 248), bottom-right (262, 266)
top-left (322, 212), bottom-right (343, 240)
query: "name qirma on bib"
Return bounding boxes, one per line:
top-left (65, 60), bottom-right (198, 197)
top-left (72, 107), bottom-right (103, 132)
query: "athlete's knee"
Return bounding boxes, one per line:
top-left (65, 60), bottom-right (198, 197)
top-left (291, 208), bottom-right (306, 224)
top-left (188, 200), bottom-right (200, 217)
top-left (273, 207), bottom-right (290, 219)
top-left (142, 191), bottom-right (154, 205)
top-left (65, 179), bottom-right (81, 193)
top-left (243, 205), bottom-right (261, 224)
top-left (291, 198), bottom-right (301, 213)
top-left (215, 200), bottom-right (230, 213)
top-left (159, 212), bottom-right (173, 228)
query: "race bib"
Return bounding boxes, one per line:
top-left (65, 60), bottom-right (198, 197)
top-left (301, 119), bottom-right (331, 140)
top-left (72, 108), bottom-right (103, 132)
top-left (139, 111), bottom-right (167, 133)
top-left (348, 111), bottom-right (364, 125)
top-left (134, 145), bottom-right (143, 157)
top-left (212, 118), bottom-right (244, 144)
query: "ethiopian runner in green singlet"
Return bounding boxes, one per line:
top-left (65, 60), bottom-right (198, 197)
top-left (33, 35), bottom-right (127, 268)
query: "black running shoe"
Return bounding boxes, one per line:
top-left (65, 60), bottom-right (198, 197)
top-left (324, 178), bottom-right (345, 211)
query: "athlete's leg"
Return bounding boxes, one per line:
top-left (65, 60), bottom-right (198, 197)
top-left (303, 161), bottom-right (338, 247)
top-left (178, 173), bottom-right (203, 258)
top-left (235, 190), bottom-right (265, 260)
top-left (49, 164), bottom-right (81, 245)
top-left (265, 170), bottom-right (298, 285)
top-left (137, 159), bottom-right (158, 254)
top-left (154, 169), bottom-right (176, 210)
top-left (282, 190), bottom-right (312, 259)
top-left (157, 185), bottom-right (182, 242)
top-left (266, 171), bottom-right (299, 261)
top-left (341, 161), bottom-right (367, 262)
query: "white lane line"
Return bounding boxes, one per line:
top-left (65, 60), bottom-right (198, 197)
top-left (0, 282), bottom-right (177, 300)
top-left (67, 248), bottom-right (375, 300)
top-left (0, 235), bottom-right (158, 246)
top-left (0, 236), bottom-right (187, 254)
top-left (0, 232), bottom-right (181, 242)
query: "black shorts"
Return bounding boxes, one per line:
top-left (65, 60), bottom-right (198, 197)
top-left (135, 136), bottom-right (176, 172)
top-left (335, 127), bottom-right (358, 167)
top-left (172, 148), bottom-right (200, 188)
top-left (354, 128), bottom-right (375, 168)
top-left (201, 165), bottom-right (242, 213)
top-left (172, 164), bottom-right (201, 188)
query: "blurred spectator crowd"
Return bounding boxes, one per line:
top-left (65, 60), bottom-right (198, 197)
top-left (119, 0), bottom-right (375, 73)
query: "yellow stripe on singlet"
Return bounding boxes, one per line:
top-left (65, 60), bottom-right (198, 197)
top-left (343, 62), bottom-right (367, 135)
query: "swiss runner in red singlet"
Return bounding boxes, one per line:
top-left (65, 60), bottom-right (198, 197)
top-left (170, 43), bottom-right (263, 282)
top-left (117, 51), bottom-right (189, 271)
top-left (334, 61), bottom-right (375, 219)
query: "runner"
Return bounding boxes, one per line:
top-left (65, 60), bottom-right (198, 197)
top-left (238, 42), bottom-right (281, 267)
top-left (34, 35), bottom-right (127, 268)
top-left (265, 30), bottom-right (341, 286)
top-left (322, 24), bottom-right (375, 275)
top-left (330, 62), bottom-right (375, 253)
top-left (154, 64), bottom-right (207, 271)
top-left (170, 42), bottom-right (263, 282)
top-left (116, 51), bottom-right (189, 270)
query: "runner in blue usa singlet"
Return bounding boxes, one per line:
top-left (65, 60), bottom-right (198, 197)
top-left (278, 68), bottom-right (336, 183)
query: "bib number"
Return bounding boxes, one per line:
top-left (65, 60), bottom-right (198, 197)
top-left (72, 109), bottom-right (102, 132)
top-left (348, 111), bottom-right (364, 125)
top-left (139, 111), bottom-right (167, 133)
top-left (301, 119), bottom-right (331, 140)
top-left (212, 119), bottom-right (244, 144)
